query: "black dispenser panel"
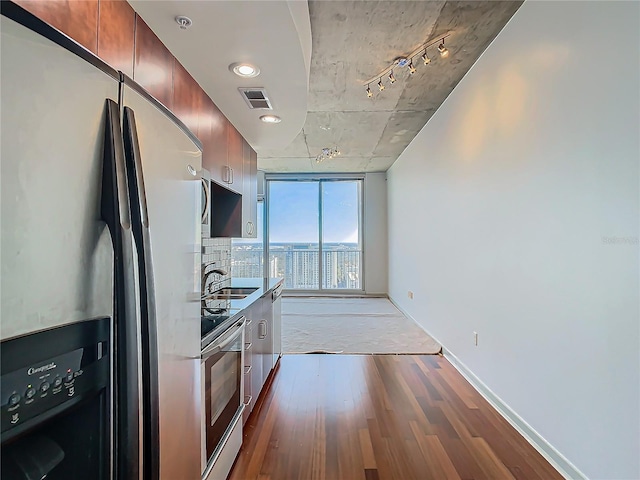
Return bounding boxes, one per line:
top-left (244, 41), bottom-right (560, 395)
top-left (1, 318), bottom-right (111, 480)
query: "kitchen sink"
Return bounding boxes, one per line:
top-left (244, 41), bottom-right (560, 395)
top-left (216, 287), bottom-right (259, 296)
top-left (202, 287), bottom-right (259, 301)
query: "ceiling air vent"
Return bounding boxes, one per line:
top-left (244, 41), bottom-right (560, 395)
top-left (239, 88), bottom-right (273, 110)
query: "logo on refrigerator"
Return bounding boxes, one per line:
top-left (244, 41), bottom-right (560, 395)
top-left (27, 362), bottom-right (57, 376)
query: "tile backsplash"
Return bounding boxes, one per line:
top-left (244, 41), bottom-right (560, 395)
top-left (202, 237), bottom-right (231, 312)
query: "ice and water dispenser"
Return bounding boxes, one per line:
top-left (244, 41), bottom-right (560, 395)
top-left (1, 318), bottom-right (111, 480)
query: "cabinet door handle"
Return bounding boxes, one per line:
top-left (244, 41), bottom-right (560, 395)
top-left (244, 342), bottom-right (252, 351)
top-left (258, 320), bottom-right (267, 339)
top-left (224, 165), bottom-right (234, 184)
top-left (244, 365), bottom-right (252, 375)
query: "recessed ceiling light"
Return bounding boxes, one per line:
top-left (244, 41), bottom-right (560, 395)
top-left (260, 115), bottom-right (281, 124)
top-left (230, 62), bottom-right (260, 78)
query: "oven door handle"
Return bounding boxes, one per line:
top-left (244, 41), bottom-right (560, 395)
top-left (201, 316), bottom-right (245, 359)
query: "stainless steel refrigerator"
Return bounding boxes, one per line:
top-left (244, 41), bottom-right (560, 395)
top-left (1, 4), bottom-right (202, 479)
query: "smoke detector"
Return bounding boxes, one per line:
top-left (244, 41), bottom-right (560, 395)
top-left (175, 16), bottom-right (193, 30)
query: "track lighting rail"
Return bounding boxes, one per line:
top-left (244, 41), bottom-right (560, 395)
top-left (363, 33), bottom-right (452, 97)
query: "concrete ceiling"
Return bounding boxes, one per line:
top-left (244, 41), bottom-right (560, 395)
top-left (260, 0), bottom-right (523, 173)
top-left (130, 1), bottom-right (522, 174)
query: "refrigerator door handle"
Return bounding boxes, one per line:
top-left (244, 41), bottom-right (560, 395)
top-left (122, 106), bottom-right (161, 480)
top-left (100, 99), bottom-right (141, 480)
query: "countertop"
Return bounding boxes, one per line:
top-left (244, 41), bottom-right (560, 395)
top-left (227, 277), bottom-right (284, 314)
top-left (201, 278), bottom-right (283, 349)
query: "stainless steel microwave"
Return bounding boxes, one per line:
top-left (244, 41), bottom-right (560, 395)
top-left (201, 169), bottom-right (211, 238)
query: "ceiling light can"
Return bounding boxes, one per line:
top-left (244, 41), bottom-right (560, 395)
top-left (260, 114), bottom-right (281, 124)
top-left (230, 62), bottom-right (261, 78)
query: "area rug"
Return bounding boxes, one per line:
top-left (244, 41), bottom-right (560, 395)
top-left (282, 297), bottom-right (441, 354)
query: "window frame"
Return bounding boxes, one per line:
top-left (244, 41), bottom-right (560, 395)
top-left (265, 173), bottom-right (365, 293)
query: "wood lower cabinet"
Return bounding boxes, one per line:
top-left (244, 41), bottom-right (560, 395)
top-left (242, 303), bottom-right (263, 426)
top-left (241, 291), bottom-right (279, 424)
top-left (249, 323), bottom-right (263, 419)
top-left (243, 317), bottom-right (256, 426)
top-left (260, 294), bottom-right (274, 383)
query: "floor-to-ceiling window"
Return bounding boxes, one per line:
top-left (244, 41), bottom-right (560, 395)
top-left (267, 177), bottom-right (363, 292)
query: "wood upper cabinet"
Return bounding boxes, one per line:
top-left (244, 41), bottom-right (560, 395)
top-left (197, 90), bottom-right (214, 175)
top-left (205, 102), bottom-right (229, 185)
top-left (225, 124), bottom-right (244, 194)
top-left (172, 60), bottom-right (202, 137)
top-left (13, 0), bottom-right (99, 53)
top-left (97, 0), bottom-right (135, 77)
top-left (134, 15), bottom-right (173, 109)
top-left (241, 139), bottom-right (258, 238)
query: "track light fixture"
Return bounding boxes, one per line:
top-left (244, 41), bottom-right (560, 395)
top-left (422, 49), bottom-right (431, 65)
top-left (316, 146), bottom-right (341, 164)
top-left (438, 38), bottom-right (449, 57)
top-left (363, 33), bottom-right (452, 97)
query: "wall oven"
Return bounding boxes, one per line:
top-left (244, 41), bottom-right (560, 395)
top-left (201, 316), bottom-right (245, 480)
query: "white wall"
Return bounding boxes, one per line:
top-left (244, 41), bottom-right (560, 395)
top-left (387, 2), bottom-right (639, 479)
top-left (364, 172), bottom-right (388, 294)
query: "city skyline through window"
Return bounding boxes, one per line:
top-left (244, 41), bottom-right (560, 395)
top-left (269, 179), bottom-right (362, 290)
top-left (231, 178), bottom-right (363, 291)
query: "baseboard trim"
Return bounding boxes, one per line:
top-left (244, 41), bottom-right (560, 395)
top-left (387, 296), bottom-right (587, 480)
top-left (283, 292), bottom-right (388, 298)
top-left (443, 348), bottom-right (587, 480)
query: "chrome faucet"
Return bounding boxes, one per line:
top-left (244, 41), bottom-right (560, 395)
top-left (201, 268), bottom-right (228, 296)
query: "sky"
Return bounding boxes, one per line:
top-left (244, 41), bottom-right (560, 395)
top-left (268, 180), bottom-right (360, 244)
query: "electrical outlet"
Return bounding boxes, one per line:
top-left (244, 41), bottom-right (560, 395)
top-left (473, 331), bottom-right (478, 346)
top-left (408, 290), bottom-right (414, 299)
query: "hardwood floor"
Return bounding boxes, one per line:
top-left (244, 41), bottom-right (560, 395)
top-left (229, 355), bottom-right (563, 480)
